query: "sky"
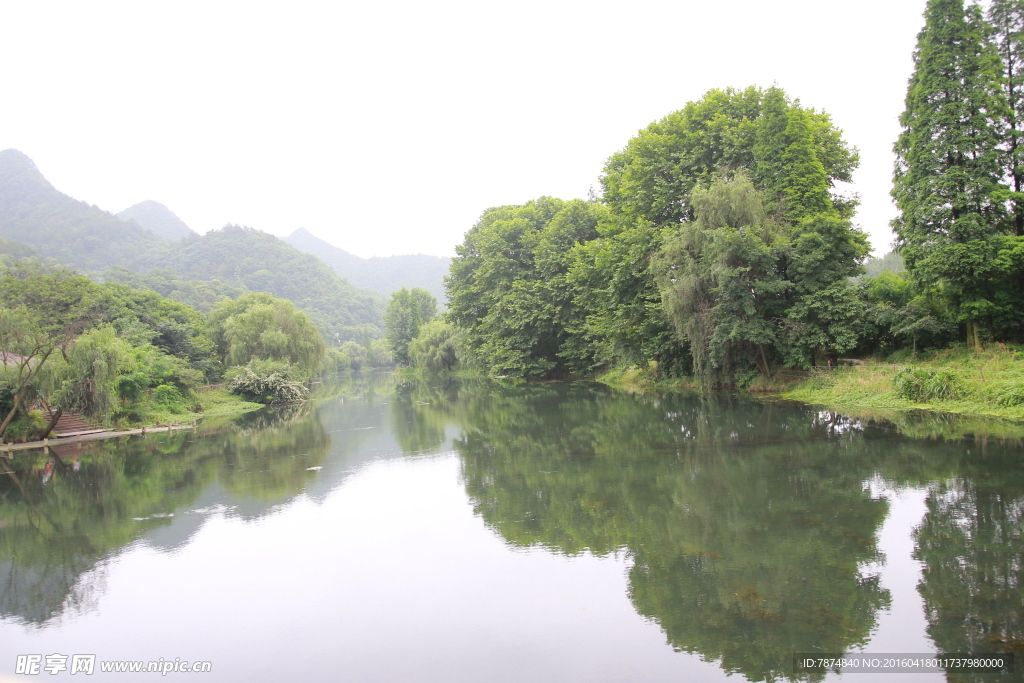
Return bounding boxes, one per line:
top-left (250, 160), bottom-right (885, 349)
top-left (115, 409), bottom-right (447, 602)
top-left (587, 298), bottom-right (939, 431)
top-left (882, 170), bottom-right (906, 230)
top-left (0, 0), bottom-right (926, 258)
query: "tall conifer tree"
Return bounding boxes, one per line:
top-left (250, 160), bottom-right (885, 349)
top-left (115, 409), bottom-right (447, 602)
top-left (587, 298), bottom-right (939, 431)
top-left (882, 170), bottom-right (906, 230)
top-left (990, 0), bottom-right (1024, 235)
top-left (892, 0), bottom-right (1008, 348)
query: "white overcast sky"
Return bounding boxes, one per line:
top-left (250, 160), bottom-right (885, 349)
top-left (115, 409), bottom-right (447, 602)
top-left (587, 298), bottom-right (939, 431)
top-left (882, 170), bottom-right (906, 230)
top-left (0, 0), bottom-right (926, 258)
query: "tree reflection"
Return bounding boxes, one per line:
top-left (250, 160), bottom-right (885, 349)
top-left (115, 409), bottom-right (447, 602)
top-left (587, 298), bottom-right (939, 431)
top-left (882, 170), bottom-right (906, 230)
top-left (0, 403), bottom-right (329, 624)
top-left (913, 443), bottom-right (1024, 678)
top-left (439, 382), bottom-right (893, 681)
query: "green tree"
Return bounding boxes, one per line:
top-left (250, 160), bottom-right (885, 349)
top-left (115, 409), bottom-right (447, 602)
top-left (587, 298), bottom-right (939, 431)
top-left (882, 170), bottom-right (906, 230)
top-left (384, 287), bottom-right (437, 365)
top-left (447, 198), bottom-right (605, 377)
top-left (409, 320), bottom-right (461, 372)
top-left (208, 293), bottom-right (326, 379)
top-left (990, 0), bottom-right (1024, 236)
top-left (893, 0), bottom-right (1014, 348)
top-left (0, 262), bottom-right (94, 439)
top-left (48, 327), bottom-right (135, 420)
top-left (656, 174), bottom-right (787, 383)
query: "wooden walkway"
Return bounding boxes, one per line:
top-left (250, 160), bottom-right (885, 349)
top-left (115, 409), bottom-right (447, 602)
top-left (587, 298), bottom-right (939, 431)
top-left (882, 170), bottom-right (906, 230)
top-left (2, 423), bottom-right (197, 456)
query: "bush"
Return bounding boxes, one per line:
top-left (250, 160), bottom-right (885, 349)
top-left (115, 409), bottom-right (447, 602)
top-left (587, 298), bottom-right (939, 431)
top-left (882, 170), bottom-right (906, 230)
top-left (3, 409), bottom-right (46, 442)
top-left (893, 367), bottom-right (965, 402)
top-left (226, 359), bottom-right (308, 404)
top-left (995, 383), bottom-right (1024, 407)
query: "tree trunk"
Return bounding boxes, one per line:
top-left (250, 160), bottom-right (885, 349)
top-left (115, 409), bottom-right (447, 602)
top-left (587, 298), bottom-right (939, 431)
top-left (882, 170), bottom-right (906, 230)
top-left (40, 408), bottom-right (62, 440)
top-left (0, 388), bottom-right (26, 439)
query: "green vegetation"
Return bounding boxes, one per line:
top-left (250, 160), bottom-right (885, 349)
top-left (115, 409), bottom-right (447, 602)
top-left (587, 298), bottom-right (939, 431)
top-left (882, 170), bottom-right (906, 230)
top-left (155, 225), bottom-right (385, 342)
top-left (446, 86), bottom-right (866, 383)
top-left (0, 256), bottom-right (394, 443)
top-left (781, 347), bottom-right (1024, 421)
top-left (434, 0), bottom-right (1024, 422)
top-left (384, 287), bottom-right (437, 364)
top-left (0, 149), bottom-right (166, 272)
top-left (0, 153), bottom-right (387, 343)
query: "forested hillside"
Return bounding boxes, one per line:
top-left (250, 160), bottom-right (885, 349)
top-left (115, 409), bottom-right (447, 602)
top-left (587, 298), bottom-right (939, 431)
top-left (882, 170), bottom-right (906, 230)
top-left (0, 151), bottom-right (386, 341)
top-left (286, 228), bottom-right (450, 301)
top-left (157, 226), bottom-right (385, 340)
top-left (118, 200), bottom-right (196, 241)
top-left (0, 149), bottom-right (165, 271)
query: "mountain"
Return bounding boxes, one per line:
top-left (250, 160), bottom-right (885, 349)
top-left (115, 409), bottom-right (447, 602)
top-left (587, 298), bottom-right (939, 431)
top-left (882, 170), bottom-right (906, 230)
top-left (0, 149), bottom-right (165, 272)
top-left (155, 225), bottom-right (385, 340)
top-left (285, 228), bottom-right (450, 302)
top-left (118, 200), bottom-right (196, 241)
top-left (0, 151), bottom-right (385, 340)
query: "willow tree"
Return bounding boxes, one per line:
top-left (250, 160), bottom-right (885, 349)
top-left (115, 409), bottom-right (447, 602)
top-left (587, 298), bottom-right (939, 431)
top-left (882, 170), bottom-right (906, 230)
top-left (893, 0), bottom-right (1011, 348)
top-left (655, 174), bottom-right (786, 384)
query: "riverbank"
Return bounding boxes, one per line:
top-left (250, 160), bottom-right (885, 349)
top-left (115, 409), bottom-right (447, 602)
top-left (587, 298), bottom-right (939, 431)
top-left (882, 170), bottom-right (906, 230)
top-left (2, 389), bottom-right (263, 452)
top-left (597, 347), bottom-right (1024, 423)
top-left (779, 347), bottom-right (1024, 422)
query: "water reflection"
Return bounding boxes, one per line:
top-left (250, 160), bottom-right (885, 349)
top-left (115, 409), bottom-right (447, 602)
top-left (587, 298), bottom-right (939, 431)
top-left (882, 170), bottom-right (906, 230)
top-left (393, 379), bottom-right (1024, 681)
top-left (1, 373), bottom-right (1022, 682)
top-left (0, 372), bottom-right (391, 626)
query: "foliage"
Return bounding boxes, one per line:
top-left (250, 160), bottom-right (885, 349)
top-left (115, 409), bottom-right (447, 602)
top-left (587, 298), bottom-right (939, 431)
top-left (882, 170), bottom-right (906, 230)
top-left (893, 0), bottom-right (1022, 346)
top-left (862, 251), bottom-right (905, 278)
top-left (226, 359), bottom-right (309, 404)
top-left (447, 198), bottom-right (606, 378)
top-left (893, 367), bottom-right (966, 401)
top-left (340, 341), bottom-right (368, 370)
top-left (208, 293), bottom-right (326, 379)
top-left (100, 267), bottom-right (244, 313)
top-left (601, 86), bottom-right (857, 228)
top-left (654, 173), bottom-right (868, 384)
top-left (384, 287), bottom-right (437, 365)
top-left (116, 200), bottom-right (195, 241)
top-left (0, 149), bottom-right (167, 273)
top-left (157, 225), bottom-right (385, 342)
top-left (48, 327), bottom-right (136, 419)
top-left (409, 320), bottom-right (461, 372)
top-left (365, 338), bottom-right (394, 368)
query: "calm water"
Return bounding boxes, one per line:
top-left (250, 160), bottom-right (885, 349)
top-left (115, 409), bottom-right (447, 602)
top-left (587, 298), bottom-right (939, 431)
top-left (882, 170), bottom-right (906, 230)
top-left (1, 375), bottom-right (1022, 682)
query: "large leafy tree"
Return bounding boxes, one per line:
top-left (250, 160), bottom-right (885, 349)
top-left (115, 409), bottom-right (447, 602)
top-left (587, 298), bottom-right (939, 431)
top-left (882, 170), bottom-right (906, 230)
top-left (208, 293), bottom-right (326, 379)
top-left (384, 287), bottom-right (437, 365)
top-left (603, 86), bottom-right (858, 229)
top-left (447, 198), bottom-right (605, 378)
top-left (892, 0), bottom-right (1015, 347)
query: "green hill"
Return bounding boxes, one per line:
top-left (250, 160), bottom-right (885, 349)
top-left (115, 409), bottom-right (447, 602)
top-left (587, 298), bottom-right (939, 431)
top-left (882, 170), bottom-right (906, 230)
top-left (0, 148), bottom-right (165, 272)
top-left (0, 151), bottom-right (385, 341)
top-left (156, 225), bottom-right (385, 340)
top-left (285, 227), bottom-right (450, 302)
top-left (118, 200), bottom-right (196, 241)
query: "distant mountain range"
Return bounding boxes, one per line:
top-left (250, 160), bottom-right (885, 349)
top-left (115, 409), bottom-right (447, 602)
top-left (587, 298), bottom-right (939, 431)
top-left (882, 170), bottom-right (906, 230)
top-left (0, 149), bottom-right (164, 272)
top-left (0, 149), bottom-right (464, 340)
top-left (285, 228), bottom-right (450, 302)
top-left (118, 200), bottom-right (196, 241)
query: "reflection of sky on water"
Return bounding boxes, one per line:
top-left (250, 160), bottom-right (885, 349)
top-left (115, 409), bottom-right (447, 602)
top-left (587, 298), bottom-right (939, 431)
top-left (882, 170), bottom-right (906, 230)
top-left (0, 380), bottom-right (1020, 682)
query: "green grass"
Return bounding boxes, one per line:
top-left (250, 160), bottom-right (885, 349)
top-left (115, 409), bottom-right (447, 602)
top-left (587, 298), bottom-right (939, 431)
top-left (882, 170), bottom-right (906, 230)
top-left (129, 388), bottom-right (262, 428)
top-left (780, 345), bottom-right (1024, 422)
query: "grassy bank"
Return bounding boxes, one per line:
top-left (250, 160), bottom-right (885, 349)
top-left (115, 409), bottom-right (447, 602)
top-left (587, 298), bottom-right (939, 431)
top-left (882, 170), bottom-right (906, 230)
top-left (132, 388), bottom-right (263, 428)
top-left (596, 347), bottom-right (1024, 423)
top-left (779, 346), bottom-right (1024, 422)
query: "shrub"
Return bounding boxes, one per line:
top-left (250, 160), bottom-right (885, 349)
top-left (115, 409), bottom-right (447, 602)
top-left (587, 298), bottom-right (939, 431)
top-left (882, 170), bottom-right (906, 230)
top-left (893, 367), bottom-right (964, 402)
top-left (996, 383), bottom-right (1024, 407)
top-left (226, 359), bottom-right (308, 404)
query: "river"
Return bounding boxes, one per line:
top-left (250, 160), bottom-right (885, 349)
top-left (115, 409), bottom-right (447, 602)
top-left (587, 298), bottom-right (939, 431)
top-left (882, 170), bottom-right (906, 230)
top-left (0, 375), bottom-right (1020, 682)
